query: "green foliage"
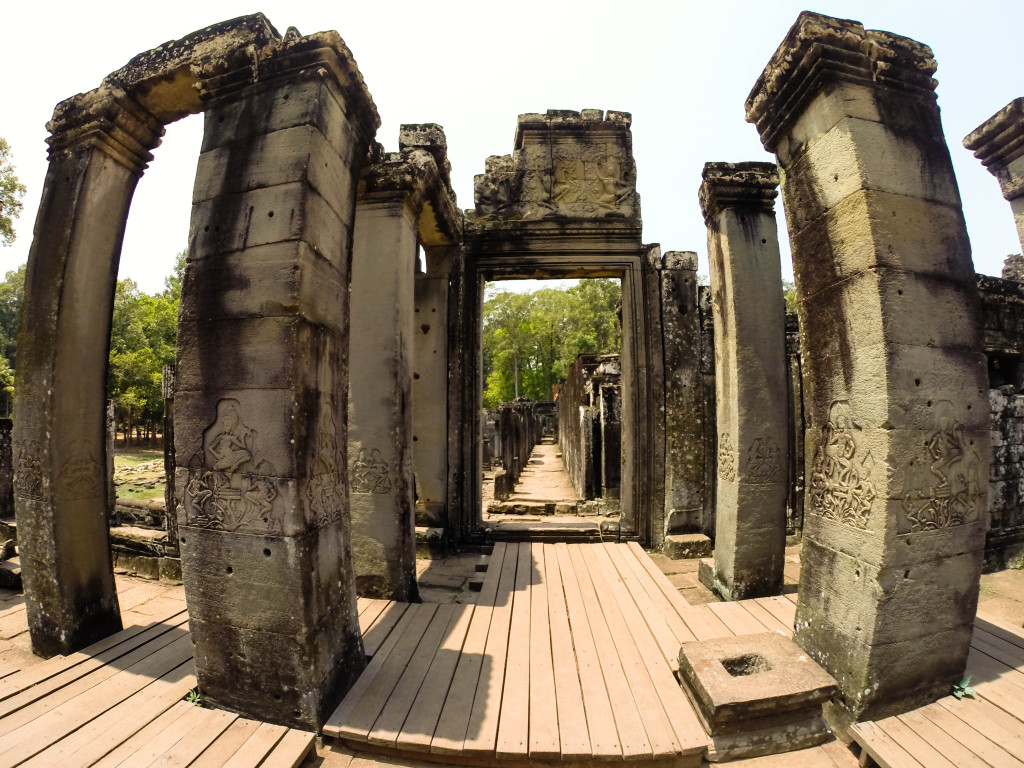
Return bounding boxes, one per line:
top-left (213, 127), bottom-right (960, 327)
top-left (184, 687), bottom-right (202, 706)
top-left (107, 250), bottom-right (185, 443)
top-left (952, 676), bottom-right (975, 700)
top-left (482, 279), bottom-right (621, 408)
top-left (782, 279), bottom-right (798, 314)
top-left (0, 138), bottom-right (27, 247)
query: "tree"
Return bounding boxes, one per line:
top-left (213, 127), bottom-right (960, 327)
top-left (0, 138), bottom-right (27, 247)
top-left (482, 279), bottom-right (622, 408)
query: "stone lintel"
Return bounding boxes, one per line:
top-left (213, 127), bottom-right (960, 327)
top-left (513, 108), bottom-right (632, 148)
top-left (745, 11), bottom-right (937, 151)
top-left (46, 88), bottom-right (165, 175)
top-left (963, 97), bottom-right (1024, 200)
top-left (359, 146), bottom-right (462, 246)
top-left (699, 162), bottom-right (779, 223)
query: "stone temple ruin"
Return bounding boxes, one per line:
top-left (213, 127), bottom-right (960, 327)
top-left (6, 8), bottom-right (1024, 765)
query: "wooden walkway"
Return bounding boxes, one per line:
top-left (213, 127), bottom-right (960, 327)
top-left (0, 603), bottom-right (319, 768)
top-left (326, 541), bottom-right (800, 766)
top-left (851, 612), bottom-right (1024, 768)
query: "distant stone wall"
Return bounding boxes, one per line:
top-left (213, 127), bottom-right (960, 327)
top-left (557, 354), bottom-right (622, 501)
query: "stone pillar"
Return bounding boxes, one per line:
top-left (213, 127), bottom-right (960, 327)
top-left (964, 97), bottom-right (1024, 252)
top-left (161, 364), bottom-right (178, 559)
top-left (176, 33), bottom-right (379, 729)
top-left (699, 162), bottom-right (789, 601)
top-left (746, 12), bottom-right (989, 723)
top-left (661, 251), bottom-right (705, 534)
top-left (0, 419), bottom-right (12, 519)
top-left (599, 377), bottom-right (622, 499)
top-left (413, 248), bottom-right (451, 529)
top-left (349, 190), bottom-right (418, 602)
top-left (14, 90), bottom-right (163, 656)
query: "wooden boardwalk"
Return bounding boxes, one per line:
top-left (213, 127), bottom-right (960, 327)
top-left (0, 601), bottom-right (327, 768)
top-left (326, 541), bottom-right (800, 766)
top-left (851, 611), bottom-right (1024, 768)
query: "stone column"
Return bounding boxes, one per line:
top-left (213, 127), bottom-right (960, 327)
top-left (14, 90), bottom-right (163, 656)
top-left (699, 162), bottom-right (789, 601)
top-left (964, 97), bottom-right (1024, 252)
top-left (413, 248), bottom-right (452, 530)
top-left (746, 12), bottom-right (989, 723)
top-left (349, 188), bottom-right (418, 602)
top-left (176, 33), bottom-right (379, 730)
top-left (661, 251), bottom-right (705, 534)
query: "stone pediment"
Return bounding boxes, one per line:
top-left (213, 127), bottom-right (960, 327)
top-left (468, 109), bottom-right (640, 227)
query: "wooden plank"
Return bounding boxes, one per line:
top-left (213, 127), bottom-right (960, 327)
top-left (89, 700), bottom-right (196, 768)
top-left (187, 718), bottom-right (262, 768)
top-left (875, 715), bottom-right (958, 768)
top-left (894, 707), bottom-right (991, 768)
top-left (362, 601), bottom-right (409, 659)
top-left (368, 603), bottom-right (458, 746)
top-left (784, 592), bottom-right (799, 604)
top-left (581, 544), bottom-right (681, 757)
top-left (397, 603), bottom-right (474, 752)
top-left (707, 601), bottom-right (771, 636)
top-left (679, 604), bottom-right (735, 641)
top-left (104, 702), bottom-right (215, 768)
top-left (622, 542), bottom-right (731, 641)
top-left (325, 603), bottom-right (423, 737)
top-left (0, 620), bottom-right (191, 738)
top-left (358, 598), bottom-right (389, 632)
top-left (603, 542), bottom-right (685, 670)
top-left (527, 542), bottom-right (559, 760)
top-left (253, 728), bottom-right (317, 768)
top-left (918, 700), bottom-right (1024, 768)
top-left (977, 613), bottom-right (1024, 648)
top-left (219, 722), bottom-right (290, 768)
top-left (478, 542), bottom-right (509, 601)
top-left (966, 649), bottom-right (1024, 721)
top-left (0, 612), bottom-right (190, 721)
top-left (590, 544), bottom-right (707, 759)
top-left (554, 542), bottom-right (621, 760)
top-left (616, 542), bottom-right (697, 646)
top-left (494, 542), bottom-right (533, 761)
top-left (0, 659), bottom-right (21, 680)
top-left (543, 542), bottom-right (591, 760)
top-left (0, 606), bottom-right (188, 702)
top-left (744, 598), bottom-right (793, 636)
top-left (939, 696), bottom-right (1024, 760)
top-left (850, 720), bottom-right (926, 768)
top-left (148, 709), bottom-right (241, 768)
top-left (18, 660), bottom-right (197, 768)
top-left (333, 604), bottom-right (438, 741)
top-left (754, 595), bottom-right (797, 633)
top-left (974, 629), bottom-right (1024, 667)
top-left (431, 542), bottom-right (515, 756)
top-left (0, 633), bottom-right (194, 766)
top-left (568, 543), bottom-right (652, 760)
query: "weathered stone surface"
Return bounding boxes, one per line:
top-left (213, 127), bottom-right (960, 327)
top-left (700, 162), bottom-right (789, 601)
top-left (678, 632), bottom-right (836, 762)
top-left (663, 533), bottom-right (712, 560)
top-left (747, 11), bottom-right (988, 723)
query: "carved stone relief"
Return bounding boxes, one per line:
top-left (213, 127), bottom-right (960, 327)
top-left (306, 403), bottom-right (343, 527)
top-left (900, 400), bottom-right (982, 533)
top-left (810, 400), bottom-right (876, 529)
top-left (183, 398), bottom-right (282, 533)
top-left (746, 437), bottom-right (782, 483)
top-left (14, 440), bottom-right (44, 501)
top-left (351, 447), bottom-right (393, 494)
top-left (56, 440), bottom-right (101, 501)
top-left (718, 432), bottom-right (736, 482)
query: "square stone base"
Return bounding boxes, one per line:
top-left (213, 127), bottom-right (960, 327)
top-left (664, 533), bottom-right (713, 560)
top-left (678, 632), bottom-right (837, 762)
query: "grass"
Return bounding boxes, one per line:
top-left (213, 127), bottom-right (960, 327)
top-left (113, 448), bottom-right (164, 468)
top-left (113, 446), bottom-right (167, 502)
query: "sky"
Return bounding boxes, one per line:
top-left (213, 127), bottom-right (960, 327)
top-left (1, 0), bottom-right (1022, 294)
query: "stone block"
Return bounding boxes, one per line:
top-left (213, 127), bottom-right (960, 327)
top-left (678, 632), bottom-right (836, 762)
top-left (189, 181), bottom-right (348, 269)
top-left (663, 533), bottom-right (712, 560)
top-left (178, 242), bottom-right (347, 333)
top-left (790, 191), bottom-right (973, 298)
top-left (200, 78), bottom-right (364, 167)
top-left (782, 115), bottom-right (961, 235)
top-left (193, 124), bottom-right (357, 220)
